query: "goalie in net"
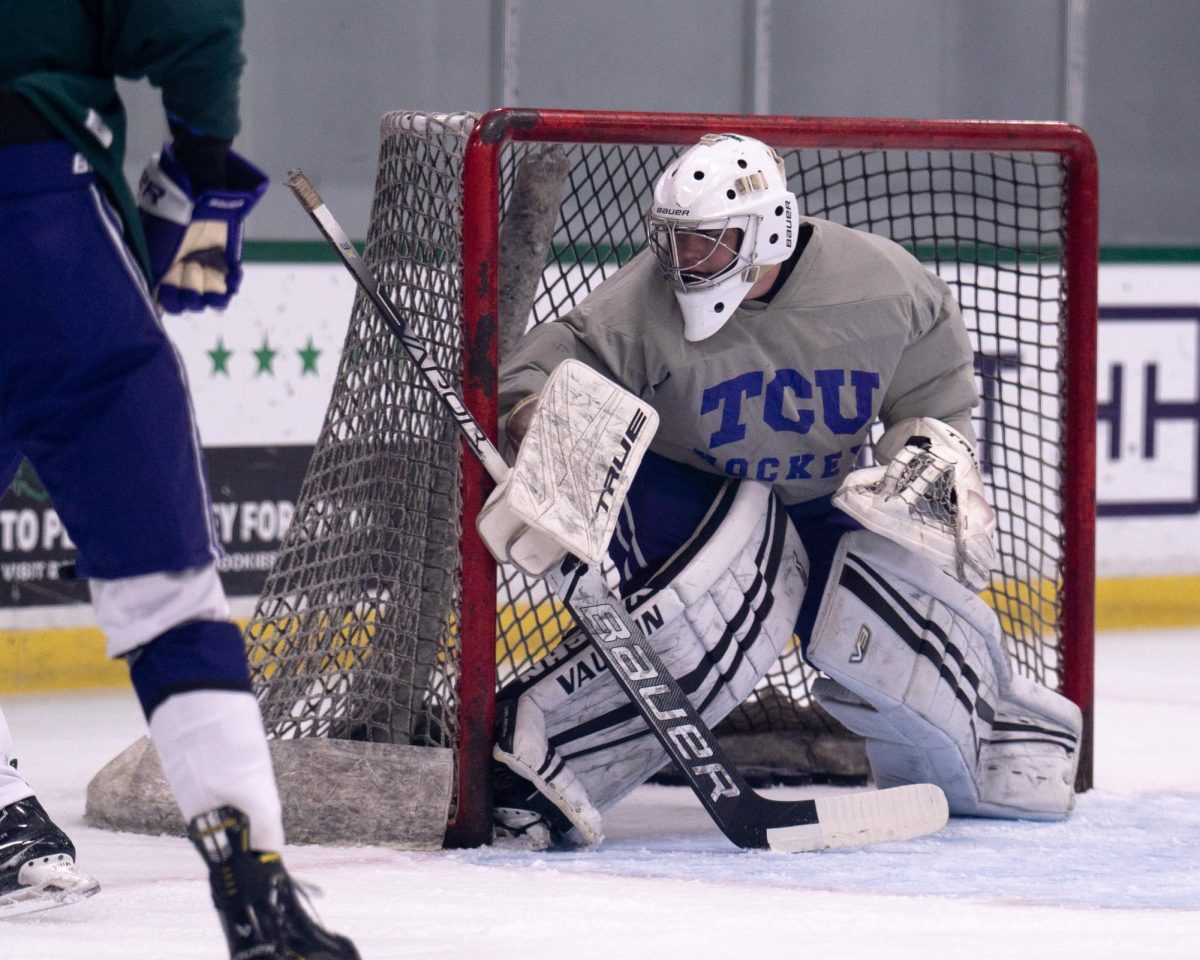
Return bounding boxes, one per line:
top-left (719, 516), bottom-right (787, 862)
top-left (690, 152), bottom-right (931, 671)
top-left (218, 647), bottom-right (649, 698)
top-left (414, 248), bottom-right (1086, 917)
top-left (484, 132), bottom-right (1082, 848)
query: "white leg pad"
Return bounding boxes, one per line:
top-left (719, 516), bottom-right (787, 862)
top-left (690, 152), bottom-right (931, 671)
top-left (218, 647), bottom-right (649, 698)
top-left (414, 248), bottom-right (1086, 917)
top-left (808, 530), bottom-right (1081, 820)
top-left (496, 481), bottom-right (808, 845)
top-left (976, 671), bottom-right (1084, 818)
top-left (493, 689), bottom-right (603, 847)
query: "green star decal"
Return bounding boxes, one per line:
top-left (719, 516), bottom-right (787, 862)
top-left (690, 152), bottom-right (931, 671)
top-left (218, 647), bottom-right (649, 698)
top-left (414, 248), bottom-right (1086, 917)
top-left (208, 337), bottom-right (233, 376)
top-left (253, 336), bottom-right (278, 376)
top-left (298, 336), bottom-right (321, 375)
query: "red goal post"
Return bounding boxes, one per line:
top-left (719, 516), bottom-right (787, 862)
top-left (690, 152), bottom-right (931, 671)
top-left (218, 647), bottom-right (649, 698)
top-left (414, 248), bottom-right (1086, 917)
top-left (454, 109), bottom-right (1098, 845)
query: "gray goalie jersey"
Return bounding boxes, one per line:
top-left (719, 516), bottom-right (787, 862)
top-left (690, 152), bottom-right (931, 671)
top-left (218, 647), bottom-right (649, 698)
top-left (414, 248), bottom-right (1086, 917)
top-left (500, 216), bottom-right (979, 506)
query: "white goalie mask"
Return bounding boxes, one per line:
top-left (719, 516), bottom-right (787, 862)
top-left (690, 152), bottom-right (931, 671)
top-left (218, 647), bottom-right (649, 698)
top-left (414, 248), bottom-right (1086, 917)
top-left (646, 133), bottom-right (799, 341)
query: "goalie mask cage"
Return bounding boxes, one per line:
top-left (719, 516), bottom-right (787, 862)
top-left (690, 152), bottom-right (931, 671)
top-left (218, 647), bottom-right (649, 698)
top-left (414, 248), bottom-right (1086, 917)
top-left (245, 109), bottom-right (1098, 849)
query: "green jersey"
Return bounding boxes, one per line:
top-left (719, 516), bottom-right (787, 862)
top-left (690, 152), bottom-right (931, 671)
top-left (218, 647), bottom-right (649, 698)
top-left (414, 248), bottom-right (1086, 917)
top-left (0, 0), bottom-right (246, 280)
top-left (501, 217), bottom-right (979, 506)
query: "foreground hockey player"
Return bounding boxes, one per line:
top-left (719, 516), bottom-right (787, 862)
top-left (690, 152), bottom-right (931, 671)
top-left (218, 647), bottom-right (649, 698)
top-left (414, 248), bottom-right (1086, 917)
top-left (0, 2), bottom-right (358, 953)
top-left (482, 132), bottom-right (1083, 849)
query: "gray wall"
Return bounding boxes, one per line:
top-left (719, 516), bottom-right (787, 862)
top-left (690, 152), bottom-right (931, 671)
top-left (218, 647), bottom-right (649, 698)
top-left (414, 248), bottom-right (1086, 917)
top-left (118, 0), bottom-right (1200, 246)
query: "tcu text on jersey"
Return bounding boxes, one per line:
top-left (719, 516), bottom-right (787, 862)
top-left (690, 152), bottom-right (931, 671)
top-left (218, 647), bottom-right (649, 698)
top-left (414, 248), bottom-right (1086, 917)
top-left (695, 367), bottom-right (881, 481)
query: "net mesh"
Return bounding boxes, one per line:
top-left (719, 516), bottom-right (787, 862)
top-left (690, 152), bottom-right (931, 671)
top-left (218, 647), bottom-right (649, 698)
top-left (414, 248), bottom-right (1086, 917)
top-left (247, 111), bottom-right (1075, 824)
top-left (246, 114), bottom-right (475, 759)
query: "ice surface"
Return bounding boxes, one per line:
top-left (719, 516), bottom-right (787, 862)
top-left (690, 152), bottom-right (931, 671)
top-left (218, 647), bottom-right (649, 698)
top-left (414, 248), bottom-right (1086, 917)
top-left (2, 628), bottom-right (1197, 958)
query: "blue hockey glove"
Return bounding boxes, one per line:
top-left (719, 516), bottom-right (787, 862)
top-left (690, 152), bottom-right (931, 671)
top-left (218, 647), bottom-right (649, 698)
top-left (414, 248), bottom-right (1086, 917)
top-left (138, 144), bottom-right (268, 313)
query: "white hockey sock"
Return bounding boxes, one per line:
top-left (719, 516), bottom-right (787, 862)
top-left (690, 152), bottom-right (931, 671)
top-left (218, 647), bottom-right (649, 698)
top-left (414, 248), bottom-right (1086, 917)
top-left (0, 706), bottom-right (36, 808)
top-left (148, 690), bottom-right (284, 852)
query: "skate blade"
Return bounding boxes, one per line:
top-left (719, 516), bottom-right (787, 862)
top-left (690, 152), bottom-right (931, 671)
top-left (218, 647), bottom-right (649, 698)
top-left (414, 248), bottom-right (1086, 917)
top-left (0, 856), bottom-right (101, 918)
top-left (492, 807), bottom-right (554, 851)
top-left (765, 783), bottom-right (949, 853)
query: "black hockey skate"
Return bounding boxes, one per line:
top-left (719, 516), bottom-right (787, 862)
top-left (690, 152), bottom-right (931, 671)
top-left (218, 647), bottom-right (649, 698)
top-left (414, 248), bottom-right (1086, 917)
top-left (188, 807), bottom-right (359, 960)
top-left (0, 795), bottom-right (100, 916)
top-left (491, 760), bottom-right (578, 850)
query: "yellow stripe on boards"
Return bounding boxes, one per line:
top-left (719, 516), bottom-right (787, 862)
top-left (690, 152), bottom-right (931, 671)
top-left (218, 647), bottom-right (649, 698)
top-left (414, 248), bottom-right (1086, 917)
top-left (3, 576), bottom-right (1198, 693)
top-left (0, 627), bottom-right (125, 693)
top-left (1095, 575), bottom-right (1200, 630)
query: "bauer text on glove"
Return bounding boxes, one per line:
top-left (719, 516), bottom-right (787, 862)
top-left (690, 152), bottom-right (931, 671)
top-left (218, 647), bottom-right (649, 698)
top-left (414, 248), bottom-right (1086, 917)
top-left (138, 144), bottom-right (268, 313)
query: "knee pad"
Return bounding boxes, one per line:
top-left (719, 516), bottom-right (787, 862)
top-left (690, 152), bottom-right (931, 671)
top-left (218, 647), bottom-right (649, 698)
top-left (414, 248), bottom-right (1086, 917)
top-left (127, 619), bottom-right (252, 719)
top-left (807, 530), bottom-right (1081, 820)
top-left (494, 480), bottom-right (808, 844)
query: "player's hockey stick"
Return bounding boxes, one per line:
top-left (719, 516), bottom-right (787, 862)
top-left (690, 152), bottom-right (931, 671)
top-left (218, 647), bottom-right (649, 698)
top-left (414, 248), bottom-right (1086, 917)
top-left (286, 170), bottom-right (949, 852)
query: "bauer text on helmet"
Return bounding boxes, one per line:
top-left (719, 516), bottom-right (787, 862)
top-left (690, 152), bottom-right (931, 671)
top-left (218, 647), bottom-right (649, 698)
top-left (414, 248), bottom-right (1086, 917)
top-left (646, 133), bottom-right (798, 341)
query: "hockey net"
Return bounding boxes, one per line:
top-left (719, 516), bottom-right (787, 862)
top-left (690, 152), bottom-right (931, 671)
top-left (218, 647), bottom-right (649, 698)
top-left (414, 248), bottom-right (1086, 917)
top-left (244, 109), bottom-right (1098, 848)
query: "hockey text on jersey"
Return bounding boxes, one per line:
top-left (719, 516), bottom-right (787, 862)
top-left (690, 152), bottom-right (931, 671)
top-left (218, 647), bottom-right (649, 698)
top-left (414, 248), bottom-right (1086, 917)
top-left (690, 366), bottom-right (879, 481)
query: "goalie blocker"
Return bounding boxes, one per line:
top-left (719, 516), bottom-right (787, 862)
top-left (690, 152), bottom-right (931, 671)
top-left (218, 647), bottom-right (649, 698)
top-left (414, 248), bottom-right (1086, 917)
top-left (478, 359), bottom-right (658, 577)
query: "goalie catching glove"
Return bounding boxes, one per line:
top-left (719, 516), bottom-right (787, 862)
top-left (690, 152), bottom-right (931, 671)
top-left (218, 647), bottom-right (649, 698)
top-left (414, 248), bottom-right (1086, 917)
top-left (477, 360), bottom-right (659, 577)
top-left (833, 417), bottom-right (998, 590)
top-left (138, 143), bottom-right (268, 313)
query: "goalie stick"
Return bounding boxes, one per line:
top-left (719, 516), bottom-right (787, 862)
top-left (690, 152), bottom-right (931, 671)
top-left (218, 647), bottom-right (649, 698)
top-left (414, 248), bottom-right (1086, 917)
top-left (286, 170), bottom-right (949, 852)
